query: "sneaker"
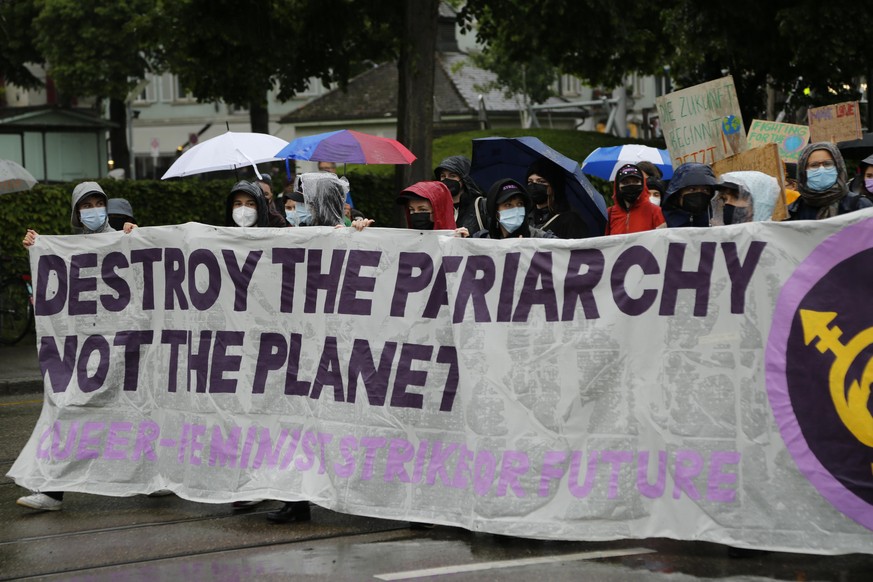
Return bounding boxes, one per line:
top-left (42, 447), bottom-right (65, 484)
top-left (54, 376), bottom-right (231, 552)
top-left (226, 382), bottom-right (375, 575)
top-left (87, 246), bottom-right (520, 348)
top-left (266, 501), bottom-right (311, 523)
top-left (146, 489), bottom-right (173, 497)
top-left (16, 493), bottom-right (63, 511)
top-left (232, 499), bottom-right (265, 508)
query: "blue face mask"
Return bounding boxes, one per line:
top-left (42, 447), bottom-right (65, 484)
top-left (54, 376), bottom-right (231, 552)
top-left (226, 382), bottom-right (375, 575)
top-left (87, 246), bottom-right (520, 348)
top-left (295, 203), bottom-right (312, 226)
top-left (498, 206), bottom-right (526, 233)
top-left (806, 166), bottom-right (838, 192)
top-left (285, 209), bottom-right (297, 226)
top-left (80, 207), bottom-right (107, 231)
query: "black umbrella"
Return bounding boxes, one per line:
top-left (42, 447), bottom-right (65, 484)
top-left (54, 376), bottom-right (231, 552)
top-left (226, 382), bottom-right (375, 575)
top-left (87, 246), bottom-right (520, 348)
top-left (837, 133), bottom-right (873, 160)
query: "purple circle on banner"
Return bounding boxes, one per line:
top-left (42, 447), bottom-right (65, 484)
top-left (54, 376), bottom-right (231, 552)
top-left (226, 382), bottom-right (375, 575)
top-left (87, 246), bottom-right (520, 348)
top-left (766, 217), bottom-right (873, 531)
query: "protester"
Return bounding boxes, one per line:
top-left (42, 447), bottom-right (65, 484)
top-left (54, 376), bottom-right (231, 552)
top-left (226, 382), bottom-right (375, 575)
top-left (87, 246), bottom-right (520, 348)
top-left (716, 171), bottom-right (780, 223)
top-left (636, 160), bottom-right (663, 180)
top-left (788, 142), bottom-right (870, 220)
top-left (396, 180), bottom-right (469, 237)
top-left (433, 155), bottom-right (485, 234)
top-left (317, 161), bottom-right (354, 225)
top-left (263, 172), bottom-right (371, 524)
top-left (525, 158), bottom-right (590, 238)
top-left (661, 163), bottom-right (718, 227)
top-left (18, 182), bottom-right (137, 511)
top-left (283, 195), bottom-right (298, 226)
top-left (225, 180), bottom-right (270, 228)
top-left (848, 153), bottom-right (873, 208)
top-left (646, 177), bottom-right (666, 207)
top-left (252, 173), bottom-right (293, 227)
top-left (474, 179), bottom-right (556, 239)
top-left (107, 198), bottom-right (136, 231)
top-left (710, 179), bottom-right (754, 226)
top-left (605, 163), bottom-right (665, 234)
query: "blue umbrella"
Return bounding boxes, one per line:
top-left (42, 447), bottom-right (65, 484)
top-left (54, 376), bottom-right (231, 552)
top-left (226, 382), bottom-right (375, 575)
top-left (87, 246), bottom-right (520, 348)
top-left (470, 136), bottom-right (607, 234)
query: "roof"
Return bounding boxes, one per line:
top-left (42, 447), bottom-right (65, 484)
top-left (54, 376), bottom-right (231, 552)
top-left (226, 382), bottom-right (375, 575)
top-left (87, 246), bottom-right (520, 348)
top-left (0, 106), bottom-right (115, 129)
top-left (280, 53), bottom-right (579, 125)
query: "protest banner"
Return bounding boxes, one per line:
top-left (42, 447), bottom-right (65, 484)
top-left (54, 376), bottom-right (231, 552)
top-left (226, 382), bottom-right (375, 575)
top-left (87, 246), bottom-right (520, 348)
top-left (655, 76), bottom-right (746, 167)
top-left (9, 219), bottom-right (873, 555)
top-left (808, 101), bottom-right (862, 144)
top-left (711, 143), bottom-right (789, 221)
top-left (746, 119), bottom-right (810, 162)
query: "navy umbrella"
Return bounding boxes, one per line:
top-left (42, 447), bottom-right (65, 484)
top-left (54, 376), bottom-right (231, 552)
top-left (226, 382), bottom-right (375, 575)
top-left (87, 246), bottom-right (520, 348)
top-left (470, 136), bottom-right (608, 234)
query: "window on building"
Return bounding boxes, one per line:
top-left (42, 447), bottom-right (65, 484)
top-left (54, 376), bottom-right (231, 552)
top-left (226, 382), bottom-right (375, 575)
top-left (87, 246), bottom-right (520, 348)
top-left (134, 73), bottom-right (158, 104)
top-left (173, 75), bottom-right (196, 103)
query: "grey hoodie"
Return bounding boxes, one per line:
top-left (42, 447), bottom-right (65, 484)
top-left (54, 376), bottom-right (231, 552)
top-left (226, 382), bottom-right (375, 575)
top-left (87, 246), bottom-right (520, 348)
top-left (70, 181), bottom-right (114, 234)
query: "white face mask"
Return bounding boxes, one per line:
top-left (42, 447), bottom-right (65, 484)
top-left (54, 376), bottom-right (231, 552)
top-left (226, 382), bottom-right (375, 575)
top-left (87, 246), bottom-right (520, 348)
top-left (649, 194), bottom-right (661, 207)
top-left (232, 206), bottom-right (257, 227)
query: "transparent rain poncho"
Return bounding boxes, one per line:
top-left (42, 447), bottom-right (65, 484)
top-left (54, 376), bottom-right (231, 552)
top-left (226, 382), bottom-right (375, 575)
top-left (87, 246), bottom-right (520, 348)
top-left (293, 172), bottom-right (348, 227)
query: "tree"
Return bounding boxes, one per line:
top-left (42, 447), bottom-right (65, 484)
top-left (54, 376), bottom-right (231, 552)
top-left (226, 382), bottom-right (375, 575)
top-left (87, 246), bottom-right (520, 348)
top-left (395, 0), bottom-right (439, 200)
top-left (661, 0), bottom-right (873, 124)
top-left (461, 1), bottom-right (669, 90)
top-left (467, 48), bottom-right (558, 106)
top-left (0, 1), bottom-right (43, 96)
top-left (464, 0), bottom-right (873, 127)
top-left (32, 0), bottom-right (162, 176)
top-left (159, 0), bottom-right (402, 134)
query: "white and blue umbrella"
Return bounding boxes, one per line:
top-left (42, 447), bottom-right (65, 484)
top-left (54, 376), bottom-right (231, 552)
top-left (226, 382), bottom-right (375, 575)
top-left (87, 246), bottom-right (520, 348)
top-left (582, 145), bottom-right (673, 181)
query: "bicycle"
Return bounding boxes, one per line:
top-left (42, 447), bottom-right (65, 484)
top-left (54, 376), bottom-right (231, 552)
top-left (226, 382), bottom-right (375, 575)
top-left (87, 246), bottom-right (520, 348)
top-left (0, 255), bottom-right (34, 345)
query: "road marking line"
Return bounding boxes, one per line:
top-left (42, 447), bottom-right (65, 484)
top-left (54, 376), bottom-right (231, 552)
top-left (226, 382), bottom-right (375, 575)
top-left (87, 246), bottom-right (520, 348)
top-left (0, 398), bottom-right (42, 407)
top-left (374, 547), bottom-right (654, 580)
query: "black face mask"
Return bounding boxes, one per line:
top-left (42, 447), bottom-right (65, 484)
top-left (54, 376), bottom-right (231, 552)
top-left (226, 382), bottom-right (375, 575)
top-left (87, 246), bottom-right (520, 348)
top-left (527, 183), bottom-right (549, 205)
top-left (680, 191), bottom-right (712, 214)
top-left (619, 184), bottom-right (644, 204)
top-left (441, 179), bottom-right (461, 199)
top-left (108, 216), bottom-right (129, 231)
top-left (408, 212), bottom-right (434, 230)
top-left (723, 204), bottom-right (736, 225)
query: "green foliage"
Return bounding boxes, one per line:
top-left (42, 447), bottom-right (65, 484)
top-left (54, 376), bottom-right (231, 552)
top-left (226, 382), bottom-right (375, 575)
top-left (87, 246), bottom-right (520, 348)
top-left (160, 0), bottom-right (402, 109)
top-left (33, 0), bottom-right (161, 101)
top-left (0, 179), bottom-right (234, 263)
top-left (461, 1), bottom-right (669, 89)
top-left (0, 1), bottom-right (43, 90)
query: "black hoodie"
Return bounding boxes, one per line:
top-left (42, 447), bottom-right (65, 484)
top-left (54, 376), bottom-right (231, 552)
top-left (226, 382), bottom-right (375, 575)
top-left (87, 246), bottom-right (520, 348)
top-left (433, 155), bottom-right (485, 233)
top-left (225, 181), bottom-right (270, 228)
top-left (474, 178), bottom-right (555, 239)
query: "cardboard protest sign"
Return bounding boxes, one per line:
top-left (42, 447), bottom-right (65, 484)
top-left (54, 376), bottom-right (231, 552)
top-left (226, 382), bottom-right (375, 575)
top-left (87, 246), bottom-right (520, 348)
top-left (746, 119), bottom-right (810, 162)
top-left (11, 220), bottom-right (873, 555)
top-left (711, 143), bottom-right (788, 221)
top-left (656, 76), bottom-right (746, 167)
top-left (808, 101), bottom-right (862, 144)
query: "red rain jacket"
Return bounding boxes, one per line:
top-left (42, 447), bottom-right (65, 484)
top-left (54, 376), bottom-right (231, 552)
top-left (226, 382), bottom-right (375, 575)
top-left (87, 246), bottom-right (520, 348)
top-left (606, 180), bottom-right (665, 235)
top-left (400, 181), bottom-right (458, 230)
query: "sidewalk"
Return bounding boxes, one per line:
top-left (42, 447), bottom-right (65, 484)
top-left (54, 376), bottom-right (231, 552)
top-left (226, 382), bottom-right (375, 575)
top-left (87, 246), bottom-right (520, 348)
top-left (0, 332), bottom-right (43, 395)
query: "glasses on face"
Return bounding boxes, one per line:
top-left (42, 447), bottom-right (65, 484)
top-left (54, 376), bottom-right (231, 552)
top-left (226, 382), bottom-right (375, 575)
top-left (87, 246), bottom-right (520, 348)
top-left (806, 161), bottom-right (836, 170)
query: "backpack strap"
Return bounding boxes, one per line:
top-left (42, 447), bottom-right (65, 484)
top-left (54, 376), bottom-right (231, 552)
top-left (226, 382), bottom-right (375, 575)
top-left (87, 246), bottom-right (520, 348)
top-left (541, 213), bottom-right (561, 229)
top-left (474, 196), bottom-right (486, 231)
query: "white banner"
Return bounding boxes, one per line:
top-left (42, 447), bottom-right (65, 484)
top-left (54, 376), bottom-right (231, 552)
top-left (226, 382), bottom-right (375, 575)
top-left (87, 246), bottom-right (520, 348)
top-left (9, 217), bottom-right (873, 555)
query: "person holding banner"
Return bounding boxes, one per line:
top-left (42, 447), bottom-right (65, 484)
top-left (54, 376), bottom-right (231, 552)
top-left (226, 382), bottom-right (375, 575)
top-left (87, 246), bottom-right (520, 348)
top-left (525, 159), bottom-right (590, 239)
top-left (605, 163), bottom-right (665, 234)
top-left (661, 163), bottom-right (718, 228)
top-left (473, 179), bottom-right (557, 239)
top-left (788, 142), bottom-right (870, 220)
top-left (396, 180), bottom-right (470, 237)
top-left (433, 155), bottom-right (485, 234)
top-left (17, 182), bottom-right (139, 511)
